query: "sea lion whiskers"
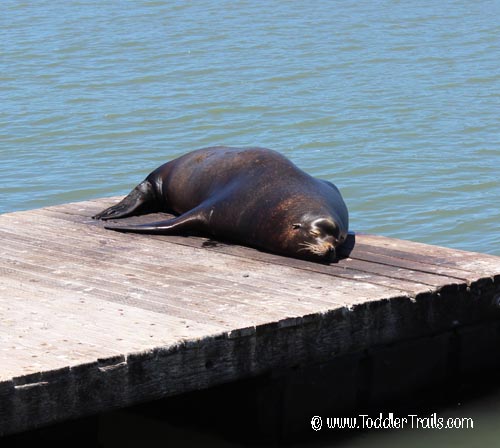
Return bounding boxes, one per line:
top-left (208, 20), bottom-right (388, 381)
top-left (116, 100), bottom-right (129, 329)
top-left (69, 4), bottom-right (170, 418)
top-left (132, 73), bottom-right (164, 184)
top-left (298, 241), bottom-right (335, 257)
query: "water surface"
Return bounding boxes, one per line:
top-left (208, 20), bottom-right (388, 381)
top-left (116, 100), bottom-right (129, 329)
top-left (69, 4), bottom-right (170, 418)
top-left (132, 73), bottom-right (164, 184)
top-left (1, 2), bottom-right (499, 446)
top-left (1, 0), bottom-right (499, 254)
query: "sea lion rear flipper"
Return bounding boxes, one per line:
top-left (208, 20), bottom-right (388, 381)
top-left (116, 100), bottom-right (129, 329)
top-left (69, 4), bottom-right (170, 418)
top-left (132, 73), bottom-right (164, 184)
top-left (93, 181), bottom-right (156, 220)
top-left (103, 210), bottom-right (205, 235)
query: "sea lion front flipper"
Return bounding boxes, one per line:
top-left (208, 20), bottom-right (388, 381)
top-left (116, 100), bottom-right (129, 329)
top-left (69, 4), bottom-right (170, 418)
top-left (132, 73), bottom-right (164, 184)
top-left (93, 180), bottom-right (156, 220)
top-left (103, 209), bottom-right (206, 235)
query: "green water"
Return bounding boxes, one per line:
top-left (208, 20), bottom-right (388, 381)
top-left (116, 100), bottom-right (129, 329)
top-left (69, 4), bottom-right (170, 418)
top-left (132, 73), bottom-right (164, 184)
top-left (1, 1), bottom-right (499, 445)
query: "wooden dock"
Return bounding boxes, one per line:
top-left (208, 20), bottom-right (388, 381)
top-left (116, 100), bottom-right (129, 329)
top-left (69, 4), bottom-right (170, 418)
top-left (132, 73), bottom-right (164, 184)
top-left (1, 197), bottom-right (500, 437)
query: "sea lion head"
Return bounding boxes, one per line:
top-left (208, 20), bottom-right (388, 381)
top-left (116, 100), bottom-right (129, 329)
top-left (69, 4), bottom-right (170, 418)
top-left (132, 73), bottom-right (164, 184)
top-left (285, 213), bottom-right (348, 262)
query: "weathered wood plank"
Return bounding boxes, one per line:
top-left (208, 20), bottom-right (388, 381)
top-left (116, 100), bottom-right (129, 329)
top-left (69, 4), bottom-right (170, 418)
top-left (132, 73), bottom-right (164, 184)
top-left (357, 233), bottom-right (500, 275)
top-left (0, 225), bottom-right (400, 322)
top-left (0, 211), bottom-right (420, 302)
top-left (44, 196), bottom-right (500, 274)
top-left (1, 198), bottom-right (500, 437)
top-left (0, 284), bottom-right (222, 381)
top-left (35, 199), bottom-right (499, 284)
top-left (28, 207), bottom-right (446, 295)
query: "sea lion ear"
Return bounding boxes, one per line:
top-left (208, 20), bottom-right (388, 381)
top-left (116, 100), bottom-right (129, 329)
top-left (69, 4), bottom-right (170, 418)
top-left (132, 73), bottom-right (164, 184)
top-left (292, 223), bottom-right (302, 229)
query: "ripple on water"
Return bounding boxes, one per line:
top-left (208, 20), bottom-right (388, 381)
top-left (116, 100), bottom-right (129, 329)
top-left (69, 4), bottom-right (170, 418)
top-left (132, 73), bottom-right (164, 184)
top-left (1, 0), bottom-right (499, 256)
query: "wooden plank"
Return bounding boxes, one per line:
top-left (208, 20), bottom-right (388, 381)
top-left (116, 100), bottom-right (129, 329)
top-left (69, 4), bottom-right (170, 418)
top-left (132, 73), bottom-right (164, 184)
top-left (53, 197), bottom-right (500, 277)
top-left (0, 282), bottom-right (223, 381)
top-left (39, 197), bottom-right (496, 278)
top-left (0, 210), bottom-right (422, 302)
top-left (357, 233), bottom-right (500, 276)
top-left (0, 223), bottom-right (398, 315)
top-left (1, 198), bottom-right (499, 437)
top-left (29, 206), bottom-right (449, 296)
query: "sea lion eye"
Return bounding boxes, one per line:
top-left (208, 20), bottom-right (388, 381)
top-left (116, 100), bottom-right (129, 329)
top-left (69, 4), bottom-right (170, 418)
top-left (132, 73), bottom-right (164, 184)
top-left (292, 223), bottom-right (302, 229)
top-left (315, 220), bottom-right (339, 238)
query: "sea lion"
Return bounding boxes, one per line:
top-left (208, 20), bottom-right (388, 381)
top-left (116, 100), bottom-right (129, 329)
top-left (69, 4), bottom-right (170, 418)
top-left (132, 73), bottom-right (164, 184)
top-left (93, 146), bottom-right (349, 262)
